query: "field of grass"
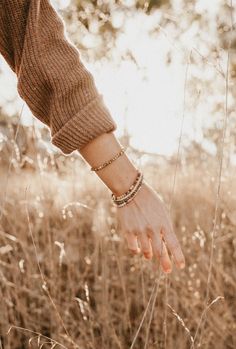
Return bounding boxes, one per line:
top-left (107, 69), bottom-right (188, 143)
top-left (0, 145), bottom-right (235, 349)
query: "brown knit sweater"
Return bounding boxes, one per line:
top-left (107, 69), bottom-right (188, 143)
top-left (0, 0), bottom-right (117, 154)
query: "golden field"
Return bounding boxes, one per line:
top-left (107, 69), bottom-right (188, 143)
top-left (0, 139), bottom-right (235, 349)
top-left (0, 0), bottom-right (235, 348)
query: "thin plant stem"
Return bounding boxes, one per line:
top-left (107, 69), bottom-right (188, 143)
top-left (7, 326), bottom-right (67, 349)
top-left (0, 104), bottom-right (24, 222)
top-left (144, 271), bottom-right (162, 349)
top-left (129, 268), bottom-right (162, 349)
top-left (190, 1), bottom-right (233, 347)
top-left (162, 49), bottom-right (192, 349)
top-left (24, 187), bottom-right (80, 349)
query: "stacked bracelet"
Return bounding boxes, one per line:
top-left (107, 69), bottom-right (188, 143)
top-left (91, 147), bottom-right (126, 172)
top-left (112, 170), bottom-right (144, 208)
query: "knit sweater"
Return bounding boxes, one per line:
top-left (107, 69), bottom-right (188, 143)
top-left (0, 0), bottom-right (117, 154)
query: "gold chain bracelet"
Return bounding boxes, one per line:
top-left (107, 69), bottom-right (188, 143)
top-left (91, 146), bottom-right (126, 172)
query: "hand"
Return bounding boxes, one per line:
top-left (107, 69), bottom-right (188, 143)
top-left (116, 180), bottom-right (185, 274)
top-left (79, 132), bottom-right (185, 273)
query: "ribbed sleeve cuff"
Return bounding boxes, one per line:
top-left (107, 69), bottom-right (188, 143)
top-left (51, 94), bottom-right (117, 154)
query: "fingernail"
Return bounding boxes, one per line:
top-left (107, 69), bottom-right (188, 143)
top-left (180, 262), bottom-right (185, 269)
top-left (165, 268), bottom-right (172, 274)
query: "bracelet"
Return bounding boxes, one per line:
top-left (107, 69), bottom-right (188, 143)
top-left (111, 170), bottom-right (142, 201)
top-left (113, 181), bottom-right (143, 207)
top-left (112, 170), bottom-right (144, 208)
top-left (90, 146), bottom-right (126, 172)
top-left (112, 172), bottom-right (143, 207)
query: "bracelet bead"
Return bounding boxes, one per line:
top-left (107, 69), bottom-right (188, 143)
top-left (111, 171), bottom-right (142, 201)
top-left (112, 170), bottom-right (144, 208)
top-left (91, 147), bottom-right (126, 172)
top-left (113, 182), bottom-right (143, 207)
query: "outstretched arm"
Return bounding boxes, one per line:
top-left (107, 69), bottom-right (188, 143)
top-left (0, 0), bottom-right (185, 273)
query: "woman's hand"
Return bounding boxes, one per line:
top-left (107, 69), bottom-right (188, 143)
top-left (116, 180), bottom-right (185, 274)
top-left (79, 132), bottom-right (185, 273)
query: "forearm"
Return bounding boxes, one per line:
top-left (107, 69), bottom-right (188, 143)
top-left (79, 132), bottom-right (138, 196)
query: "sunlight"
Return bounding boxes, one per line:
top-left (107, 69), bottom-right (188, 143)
top-left (90, 11), bottom-right (192, 155)
top-left (0, 0), bottom-right (226, 156)
top-left (0, 3), bottom-right (234, 348)
top-left (51, 0), bottom-right (71, 9)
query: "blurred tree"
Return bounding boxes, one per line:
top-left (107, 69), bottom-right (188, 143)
top-left (63, 0), bottom-right (171, 59)
top-left (64, 0), bottom-right (236, 163)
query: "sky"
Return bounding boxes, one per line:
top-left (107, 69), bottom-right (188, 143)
top-left (0, 0), bottom-right (225, 156)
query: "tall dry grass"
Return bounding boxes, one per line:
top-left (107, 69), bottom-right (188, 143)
top-left (0, 145), bottom-right (235, 348)
top-left (1, 9), bottom-right (235, 343)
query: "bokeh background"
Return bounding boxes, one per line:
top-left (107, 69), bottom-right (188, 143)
top-left (0, 1), bottom-right (236, 349)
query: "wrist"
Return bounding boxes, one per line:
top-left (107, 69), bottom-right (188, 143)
top-left (79, 131), bottom-right (138, 196)
top-left (107, 162), bottom-right (139, 196)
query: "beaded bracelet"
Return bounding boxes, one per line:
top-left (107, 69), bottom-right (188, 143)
top-left (91, 146), bottom-right (126, 172)
top-left (111, 170), bottom-right (142, 202)
top-left (113, 174), bottom-right (143, 206)
top-left (112, 170), bottom-right (144, 208)
top-left (113, 180), bottom-right (143, 207)
top-left (112, 173), bottom-right (144, 207)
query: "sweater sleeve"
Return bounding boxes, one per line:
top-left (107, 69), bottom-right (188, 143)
top-left (0, 0), bottom-right (117, 154)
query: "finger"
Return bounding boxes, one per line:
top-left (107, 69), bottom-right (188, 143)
top-left (162, 225), bottom-right (185, 269)
top-left (125, 231), bottom-right (140, 255)
top-left (138, 233), bottom-right (153, 259)
top-left (160, 240), bottom-right (172, 273)
top-left (149, 230), bottom-right (161, 263)
top-left (151, 233), bottom-right (172, 273)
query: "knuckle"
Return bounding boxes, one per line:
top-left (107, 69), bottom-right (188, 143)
top-left (145, 226), bottom-right (155, 238)
top-left (125, 229), bottom-right (136, 236)
top-left (128, 247), bottom-right (138, 254)
top-left (145, 223), bottom-right (153, 233)
top-left (145, 222), bottom-right (152, 229)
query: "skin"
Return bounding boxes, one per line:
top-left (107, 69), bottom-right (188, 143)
top-left (116, 181), bottom-right (185, 273)
top-left (79, 131), bottom-right (185, 274)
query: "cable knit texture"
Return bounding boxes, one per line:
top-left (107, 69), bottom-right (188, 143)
top-left (0, 0), bottom-right (117, 154)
